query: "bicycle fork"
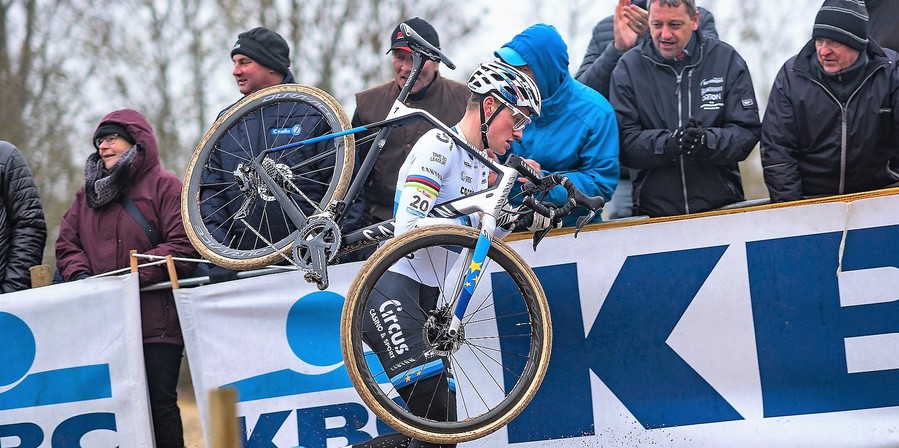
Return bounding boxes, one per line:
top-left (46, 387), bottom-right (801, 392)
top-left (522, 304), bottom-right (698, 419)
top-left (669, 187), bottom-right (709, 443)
top-left (445, 215), bottom-right (497, 337)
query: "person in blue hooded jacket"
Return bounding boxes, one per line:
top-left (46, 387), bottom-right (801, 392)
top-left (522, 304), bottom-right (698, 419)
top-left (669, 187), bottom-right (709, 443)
top-left (495, 23), bottom-right (619, 227)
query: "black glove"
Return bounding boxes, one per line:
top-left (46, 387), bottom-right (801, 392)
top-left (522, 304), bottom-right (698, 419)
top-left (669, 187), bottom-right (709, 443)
top-left (681, 117), bottom-right (709, 156)
top-left (208, 265), bottom-right (240, 283)
top-left (71, 271), bottom-right (91, 281)
top-left (665, 128), bottom-right (685, 158)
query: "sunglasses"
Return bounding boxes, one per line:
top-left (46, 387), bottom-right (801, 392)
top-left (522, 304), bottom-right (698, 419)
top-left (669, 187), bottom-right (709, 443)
top-left (491, 94), bottom-right (532, 132)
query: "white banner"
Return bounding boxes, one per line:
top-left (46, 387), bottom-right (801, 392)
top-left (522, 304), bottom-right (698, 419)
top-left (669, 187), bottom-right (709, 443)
top-left (176, 194), bottom-right (899, 448)
top-left (0, 274), bottom-right (153, 447)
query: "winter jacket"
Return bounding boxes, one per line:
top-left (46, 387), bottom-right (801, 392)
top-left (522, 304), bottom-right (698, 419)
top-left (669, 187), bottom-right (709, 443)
top-left (575, 7), bottom-right (718, 99)
top-left (610, 31), bottom-right (761, 218)
top-left (207, 73), bottom-right (366, 245)
top-left (868, 0), bottom-right (899, 52)
top-left (499, 24), bottom-right (619, 226)
top-left (761, 40), bottom-right (899, 202)
top-left (56, 109), bottom-right (198, 345)
top-left (353, 73), bottom-right (470, 224)
top-left (0, 141), bottom-right (46, 293)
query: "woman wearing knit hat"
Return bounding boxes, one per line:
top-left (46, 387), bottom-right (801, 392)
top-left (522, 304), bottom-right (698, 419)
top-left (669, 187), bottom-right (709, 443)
top-left (56, 109), bottom-right (199, 448)
top-left (761, 0), bottom-right (899, 203)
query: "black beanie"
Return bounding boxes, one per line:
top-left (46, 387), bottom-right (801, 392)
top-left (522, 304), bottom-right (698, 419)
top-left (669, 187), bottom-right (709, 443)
top-left (93, 123), bottom-right (135, 149)
top-left (812, 0), bottom-right (869, 52)
top-left (230, 27), bottom-right (291, 76)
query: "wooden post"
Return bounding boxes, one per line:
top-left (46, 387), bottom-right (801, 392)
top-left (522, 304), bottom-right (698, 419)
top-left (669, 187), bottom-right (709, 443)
top-left (208, 388), bottom-right (239, 448)
top-left (130, 250), bottom-right (139, 273)
top-left (165, 255), bottom-right (180, 290)
top-left (30, 265), bottom-right (51, 288)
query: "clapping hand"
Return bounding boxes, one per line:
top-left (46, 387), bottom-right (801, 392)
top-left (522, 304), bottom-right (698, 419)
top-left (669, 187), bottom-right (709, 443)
top-left (613, 0), bottom-right (649, 52)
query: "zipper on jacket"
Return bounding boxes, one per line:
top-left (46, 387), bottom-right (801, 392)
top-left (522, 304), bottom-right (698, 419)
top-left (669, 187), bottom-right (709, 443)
top-left (642, 45), bottom-right (705, 215)
top-left (799, 62), bottom-right (887, 195)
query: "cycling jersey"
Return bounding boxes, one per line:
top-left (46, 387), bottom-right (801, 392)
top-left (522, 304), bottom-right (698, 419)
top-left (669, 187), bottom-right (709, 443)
top-left (387, 126), bottom-right (492, 288)
top-left (393, 126), bottom-right (490, 235)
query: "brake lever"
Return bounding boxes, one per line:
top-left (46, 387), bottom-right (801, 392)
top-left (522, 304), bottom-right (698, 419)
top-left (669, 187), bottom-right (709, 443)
top-left (574, 211), bottom-right (595, 237)
top-left (532, 227), bottom-right (552, 251)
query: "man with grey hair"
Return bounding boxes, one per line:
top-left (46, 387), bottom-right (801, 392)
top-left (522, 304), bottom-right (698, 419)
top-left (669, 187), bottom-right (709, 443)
top-left (761, 0), bottom-right (899, 202)
top-left (609, 0), bottom-right (761, 217)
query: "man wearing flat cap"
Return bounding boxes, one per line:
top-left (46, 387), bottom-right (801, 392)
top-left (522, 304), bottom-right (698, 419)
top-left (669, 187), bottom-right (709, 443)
top-left (352, 17), bottom-right (470, 229)
top-left (761, 0), bottom-right (899, 203)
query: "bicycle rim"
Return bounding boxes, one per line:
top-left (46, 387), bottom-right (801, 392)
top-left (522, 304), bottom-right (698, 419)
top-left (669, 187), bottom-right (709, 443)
top-left (182, 84), bottom-right (354, 270)
top-left (341, 225), bottom-right (551, 444)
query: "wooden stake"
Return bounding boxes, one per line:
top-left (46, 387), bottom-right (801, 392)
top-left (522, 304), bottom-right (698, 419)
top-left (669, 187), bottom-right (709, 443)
top-left (130, 250), bottom-right (139, 273)
top-left (208, 388), bottom-right (239, 448)
top-left (165, 255), bottom-right (180, 290)
top-left (30, 265), bottom-right (51, 288)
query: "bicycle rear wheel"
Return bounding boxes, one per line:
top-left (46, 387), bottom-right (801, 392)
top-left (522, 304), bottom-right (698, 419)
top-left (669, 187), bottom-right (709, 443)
top-left (182, 84), bottom-right (354, 270)
top-left (341, 225), bottom-right (551, 444)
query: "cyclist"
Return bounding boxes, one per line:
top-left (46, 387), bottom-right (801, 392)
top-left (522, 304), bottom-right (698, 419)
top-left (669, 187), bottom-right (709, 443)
top-left (349, 61), bottom-right (544, 448)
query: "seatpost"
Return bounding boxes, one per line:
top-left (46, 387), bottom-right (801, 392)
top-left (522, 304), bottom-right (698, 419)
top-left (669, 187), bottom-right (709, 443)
top-left (340, 51), bottom-right (428, 216)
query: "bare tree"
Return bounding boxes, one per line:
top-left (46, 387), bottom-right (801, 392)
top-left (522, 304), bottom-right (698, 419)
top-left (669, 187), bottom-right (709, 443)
top-left (0, 0), bottom-right (102, 265)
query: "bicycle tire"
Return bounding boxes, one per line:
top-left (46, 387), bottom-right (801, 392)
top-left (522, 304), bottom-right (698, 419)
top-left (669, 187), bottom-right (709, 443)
top-left (182, 84), bottom-right (354, 270)
top-left (341, 225), bottom-right (551, 443)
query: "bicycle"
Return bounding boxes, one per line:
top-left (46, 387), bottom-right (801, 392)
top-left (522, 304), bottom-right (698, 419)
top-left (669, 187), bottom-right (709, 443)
top-left (181, 24), bottom-right (604, 444)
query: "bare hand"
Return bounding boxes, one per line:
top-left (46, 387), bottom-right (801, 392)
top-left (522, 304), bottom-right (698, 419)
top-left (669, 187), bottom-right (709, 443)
top-left (613, 0), bottom-right (648, 52)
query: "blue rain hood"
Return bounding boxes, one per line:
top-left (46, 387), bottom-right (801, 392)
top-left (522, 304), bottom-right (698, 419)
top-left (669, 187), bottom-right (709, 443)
top-left (498, 24), bottom-right (568, 99)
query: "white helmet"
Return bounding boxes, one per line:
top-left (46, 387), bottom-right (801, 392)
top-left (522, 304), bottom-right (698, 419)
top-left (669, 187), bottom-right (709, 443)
top-left (467, 61), bottom-right (541, 117)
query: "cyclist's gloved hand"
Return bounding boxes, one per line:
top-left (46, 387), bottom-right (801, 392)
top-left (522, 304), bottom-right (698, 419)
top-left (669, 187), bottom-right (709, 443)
top-left (664, 127), bottom-right (685, 159)
top-left (527, 210), bottom-right (563, 232)
top-left (503, 205), bottom-right (534, 232)
top-left (682, 117), bottom-right (709, 156)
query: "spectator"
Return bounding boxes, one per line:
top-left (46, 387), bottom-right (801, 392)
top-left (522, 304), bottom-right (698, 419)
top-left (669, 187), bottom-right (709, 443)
top-left (55, 109), bottom-right (199, 448)
top-left (574, 0), bottom-right (718, 219)
top-left (761, 0), bottom-right (899, 202)
top-left (610, 0), bottom-right (760, 218)
top-left (0, 141), bottom-right (46, 293)
top-left (204, 27), bottom-right (365, 278)
top-left (867, 0), bottom-right (899, 51)
top-left (575, 0), bottom-right (717, 99)
top-left (353, 17), bottom-right (470, 227)
top-left (495, 23), bottom-right (619, 226)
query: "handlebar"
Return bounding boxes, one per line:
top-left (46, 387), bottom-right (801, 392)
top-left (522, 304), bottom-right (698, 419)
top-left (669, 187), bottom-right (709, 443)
top-left (503, 155), bottom-right (605, 243)
top-left (522, 174), bottom-right (605, 221)
top-left (399, 23), bottom-right (456, 69)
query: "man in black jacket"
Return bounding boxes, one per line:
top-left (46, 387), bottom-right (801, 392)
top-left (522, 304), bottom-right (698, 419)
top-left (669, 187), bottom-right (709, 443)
top-left (761, 0), bottom-right (899, 202)
top-left (0, 141), bottom-right (46, 293)
top-left (575, 0), bottom-right (718, 219)
top-left (609, 0), bottom-right (761, 218)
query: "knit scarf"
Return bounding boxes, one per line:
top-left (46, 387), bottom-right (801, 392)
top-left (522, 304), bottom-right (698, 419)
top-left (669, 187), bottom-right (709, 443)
top-left (84, 146), bottom-right (137, 209)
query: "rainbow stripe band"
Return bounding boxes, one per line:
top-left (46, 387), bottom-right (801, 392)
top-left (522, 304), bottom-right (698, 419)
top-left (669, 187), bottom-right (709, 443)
top-left (404, 175), bottom-right (440, 197)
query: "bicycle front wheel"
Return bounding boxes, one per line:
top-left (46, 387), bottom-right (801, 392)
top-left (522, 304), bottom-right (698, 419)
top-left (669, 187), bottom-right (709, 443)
top-left (341, 225), bottom-right (551, 444)
top-left (182, 84), bottom-right (354, 270)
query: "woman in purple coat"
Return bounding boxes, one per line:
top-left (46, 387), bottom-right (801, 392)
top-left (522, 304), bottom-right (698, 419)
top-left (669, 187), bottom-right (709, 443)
top-left (56, 109), bottom-right (198, 448)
